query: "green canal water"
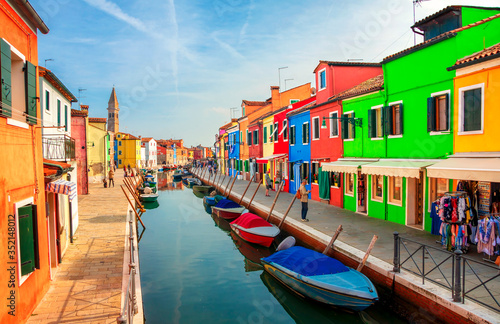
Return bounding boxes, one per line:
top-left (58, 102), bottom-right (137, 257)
top-left (138, 177), bottom-right (407, 324)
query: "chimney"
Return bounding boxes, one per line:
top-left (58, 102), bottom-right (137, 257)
top-left (80, 104), bottom-right (89, 111)
top-left (270, 86), bottom-right (280, 111)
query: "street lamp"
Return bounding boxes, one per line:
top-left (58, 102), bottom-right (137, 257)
top-left (321, 115), bottom-right (362, 128)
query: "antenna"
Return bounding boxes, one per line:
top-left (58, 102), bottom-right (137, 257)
top-left (44, 58), bottom-right (54, 68)
top-left (284, 78), bottom-right (294, 91)
top-left (413, 0), bottom-right (430, 45)
top-left (78, 88), bottom-right (87, 105)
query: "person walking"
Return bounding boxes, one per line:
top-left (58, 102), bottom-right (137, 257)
top-left (299, 179), bottom-right (310, 222)
top-left (108, 169), bottom-right (115, 187)
top-left (265, 170), bottom-right (272, 197)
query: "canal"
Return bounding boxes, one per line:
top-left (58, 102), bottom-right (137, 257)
top-left (138, 174), bottom-right (407, 323)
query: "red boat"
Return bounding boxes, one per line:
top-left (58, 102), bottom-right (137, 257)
top-left (212, 199), bottom-right (245, 220)
top-left (230, 213), bottom-right (280, 248)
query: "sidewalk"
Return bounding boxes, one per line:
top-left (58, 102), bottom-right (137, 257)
top-left (28, 170), bottom-right (132, 324)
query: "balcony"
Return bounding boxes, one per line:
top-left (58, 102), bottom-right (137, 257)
top-left (42, 134), bottom-right (76, 161)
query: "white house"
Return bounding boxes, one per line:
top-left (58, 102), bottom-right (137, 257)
top-left (141, 137), bottom-right (157, 167)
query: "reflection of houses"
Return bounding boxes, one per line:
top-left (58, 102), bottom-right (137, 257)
top-left (87, 117), bottom-right (110, 182)
top-left (0, 2), bottom-right (52, 323)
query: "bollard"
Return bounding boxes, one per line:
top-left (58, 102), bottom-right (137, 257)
top-left (453, 249), bottom-right (462, 302)
top-left (393, 232), bottom-right (400, 273)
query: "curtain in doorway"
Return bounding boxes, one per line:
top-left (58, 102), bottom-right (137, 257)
top-left (293, 163), bottom-right (301, 191)
top-left (318, 167), bottom-right (330, 200)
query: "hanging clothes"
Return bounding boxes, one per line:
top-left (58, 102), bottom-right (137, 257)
top-left (476, 218), bottom-right (496, 256)
top-left (430, 202), bottom-right (442, 236)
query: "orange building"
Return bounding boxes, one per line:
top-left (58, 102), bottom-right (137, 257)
top-left (0, 1), bottom-right (51, 323)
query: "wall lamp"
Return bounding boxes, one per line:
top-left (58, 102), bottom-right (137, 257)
top-left (321, 116), bottom-right (362, 128)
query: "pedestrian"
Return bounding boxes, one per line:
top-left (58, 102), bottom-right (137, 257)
top-left (265, 170), bottom-right (272, 197)
top-left (123, 165), bottom-right (126, 174)
top-left (108, 169), bottom-right (115, 187)
top-left (127, 164), bottom-right (131, 174)
top-left (298, 179), bottom-right (310, 222)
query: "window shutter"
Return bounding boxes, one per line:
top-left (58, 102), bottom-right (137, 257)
top-left (427, 97), bottom-right (436, 132)
top-left (445, 93), bottom-right (450, 131)
top-left (25, 61), bottom-right (37, 124)
top-left (351, 113), bottom-right (356, 138)
top-left (1, 39), bottom-right (12, 117)
top-left (384, 106), bottom-right (393, 135)
top-left (307, 123), bottom-right (310, 142)
top-left (264, 127), bottom-right (267, 144)
top-left (399, 104), bottom-right (404, 135)
top-left (65, 106), bottom-right (68, 131)
top-left (19, 204), bottom-right (36, 276)
top-left (270, 124), bottom-right (273, 142)
top-left (341, 118), bottom-right (348, 139)
top-left (368, 110), bottom-right (375, 138)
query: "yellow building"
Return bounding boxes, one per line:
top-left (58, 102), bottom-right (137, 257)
top-left (87, 118), bottom-right (109, 182)
top-left (116, 132), bottom-right (141, 168)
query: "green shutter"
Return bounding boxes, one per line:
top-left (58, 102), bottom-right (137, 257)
top-left (306, 123), bottom-right (310, 143)
top-left (427, 97), bottom-right (436, 132)
top-left (384, 106), bottom-right (393, 136)
top-left (368, 110), bottom-right (375, 138)
top-left (269, 124), bottom-right (273, 142)
top-left (0, 39), bottom-right (12, 117)
top-left (264, 126), bottom-right (267, 144)
top-left (65, 106), bottom-right (68, 131)
top-left (25, 61), bottom-right (37, 124)
top-left (19, 205), bottom-right (37, 276)
top-left (245, 160), bottom-right (249, 172)
top-left (57, 100), bottom-right (61, 126)
top-left (341, 118), bottom-right (348, 139)
top-left (351, 113), bottom-right (356, 138)
top-left (398, 104), bottom-right (403, 135)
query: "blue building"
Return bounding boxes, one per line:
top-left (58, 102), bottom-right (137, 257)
top-left (287, 108), bottom-right (311, 196)
top-left (227, 125), bottom-right (240, 177)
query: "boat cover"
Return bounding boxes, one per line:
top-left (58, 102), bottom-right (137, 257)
top-left (230, 213), bottom-right (272, 228)
top-left (262, 246), bottom-right (349, 276)
top-left (215, 199), bottom-right (241, 209)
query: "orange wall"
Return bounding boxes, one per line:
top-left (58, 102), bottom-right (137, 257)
top-left (273, 83), bottom-right (311, 110)
top-left (0, 2), bottom-right (49, 323)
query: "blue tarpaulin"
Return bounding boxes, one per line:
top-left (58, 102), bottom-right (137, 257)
top-left (215, 199), bottom-right (241, 209)
top-left (262, 246), bottom-right (349, 276)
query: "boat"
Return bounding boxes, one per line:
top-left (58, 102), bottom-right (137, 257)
top-left (182, 177), bottom-right (201, 188)
top-left (140, 193), bottom-right (159, 202)
top-left (192, 185), bottom-right (215, 195)
top-left (230, 213), bottom-right (280, 247)
top-left (203, 195), bottom-right (225, 207)
top-left (211, 199), bottom-right (245, 220)
top-left (261, 246), bottom-right (378, 311)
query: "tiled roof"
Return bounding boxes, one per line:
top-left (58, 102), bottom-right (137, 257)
top-left (141, 137), bottom-right (153, 142)
top-left (319, 60), bottom-right (381, 67)
top-left (219, 121), bottom-right (235, 130)
top-left (413, 6), bottom-right (500, 28)
top-left (71, 109), bottom-right (88, 117)
top-left (242, 100), bottom-right (268, 106)
top-left (88, 117), bottom-right (106, 123)
top-left (330, 74), bottom-right (384, 101)
top-left (383, 12), bottom-right (500, 63)
top-left (448, 42), bottom-right (500, 70)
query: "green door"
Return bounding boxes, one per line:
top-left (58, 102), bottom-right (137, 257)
top-left (18, 205), bottom-right (36, 276)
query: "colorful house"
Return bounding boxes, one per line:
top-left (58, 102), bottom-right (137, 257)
top-left (115, 132), bottom-right (141, 168)
top-left (0, 1), bottom-right (51, 323)
top-left (227, 124), bottom-right (240, 176)
top-left (141, 137), bottom-right (158, 168)
top-left (71, 107), bottom-right (89, 195)
top-left (87, 117), bottom-right (110, 182)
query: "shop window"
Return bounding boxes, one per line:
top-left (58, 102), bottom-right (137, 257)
top-left (311, 162), bottom-right (319, 183)
top-left (345, 173), bottom-right (354, 195)
top-left (312, 117), bottom-right (320, 140)
top-left (368, 107), bottom-right (383, 138)
top-left (459, 84), bottom-right (483, 133)
top-left (429, 178), bottom-right (448, 210)
top-left (329, 112), bottom-right (338, 137)
top-left (388, 176), bottom-right (402, 205)
top-left (427, 93), bottom-right (449, 132)
top-left (302, 122), bottom-right (310, 144)
top-left (17, 204), bottom-right (40, 277)
top-left (330, 172), bottom-right (341, 188)
top-left (274, 122), bottom-right (278, 141)
top-left (342, 112), bottom-right (355, 139)
top-left (372, 175), bottom-right (383, 201)
top-left (290, 125), bottom-right (296, 145)
top-left (385, 104), bottom-right (403, 136)
top-left (283, 120), bottom-right (288, 141)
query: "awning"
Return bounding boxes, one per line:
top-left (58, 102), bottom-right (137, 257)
top-left (321, 160), bottom-right (375, 173)
top-left (427, 158), bottom-right (500, 182)
top-left (46, 179), bottom-right (77, 202)
top-left (362, 160), bottom-right (436, 178)
top-left (257, 154), bottom-right (287, 164)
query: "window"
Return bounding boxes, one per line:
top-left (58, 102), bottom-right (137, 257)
top-left (342, 112), bottom-right (355, 140)
top-left (290, 125), bottom-right (296, 145)
top-left (274, 122), bottom-right (278, 141)
top-left (301, 163), bottom-right (309, 183)
top-left (302, 122), bottom-right (309, 144)
top-left (459, 85), bottom-right (483, 133)
top-left (429, 178), bottom-right (448, 210)
top-left (17, 203), bottom-right (39, 277)
top-left (388, 176), bottom-right (402, 205)
top-left (119, 159), bottom-right (122, 165)
top-left (330, 172), bottom-right (341, 187)
top-left (57, 100), bottom-right (61, 127)
top-left (283, 120), bottom-right (288, 140)
top-left (329, 112), bottom-right (338, 137)
top-left (45, 90), bottom-right (50, 111)
top-left (368, 107), bottom-right (383, 138)
top-left (253, 130), bottom-right (258, 145)
top-left (247, 130), bottom-right (252, 145)
top-left (289, 162), bottom-right (294, 180)
top-left (311, 162), bottom-right (319, 183)
top-left (264, 126), bottom-right (267, 144)
top-left (384, 104), bottom-right (403, 136)
top-left (345, 173), bottom-right (354, 195)
top-left (372, 175), bottom-right (383, 201)
top-left (64, 105), bottom-right (68, 132)
top-left (319, 69), bottom-right (326, 90)
top-left (427, 93), bottom-right (449, 132)
top-left (118, 150), bottom-right (122, 155)
top-left (119, 141), bottom-right (122, 146)
top-left (312, 117), bottom-right (320, 140)
top-left (290, 99), bottom-right (299, 104)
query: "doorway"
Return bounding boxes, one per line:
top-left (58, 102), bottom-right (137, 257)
top-left (407, 174), bottom-right (424, 229)
top-left (357, 173), bottom-right (367, 213)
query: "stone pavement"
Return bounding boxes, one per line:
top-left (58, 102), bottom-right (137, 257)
top-left (28, 170), bottom-right (133, 324)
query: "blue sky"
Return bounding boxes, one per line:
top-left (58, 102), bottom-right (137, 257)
top-left (33, 0), bottom-right (499, 148)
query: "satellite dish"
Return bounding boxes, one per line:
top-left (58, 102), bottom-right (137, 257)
top-left (277, 236), bottom-right (296, 251)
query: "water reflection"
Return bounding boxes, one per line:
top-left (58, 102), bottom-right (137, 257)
top-left (157, 171), bottom-right (183, 191)
top-left (210, 212), bottom-right (231, 232)
top-left (143, 200), bottom-right (160, 210)
top-left (230, 231), bottom-right (272, 272)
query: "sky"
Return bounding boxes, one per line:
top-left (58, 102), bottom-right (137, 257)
top-left (33, 0), bottom-right (500, 148)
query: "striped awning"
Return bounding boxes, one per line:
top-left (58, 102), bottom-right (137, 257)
top-left (46, 179), bottom-right (77, 202)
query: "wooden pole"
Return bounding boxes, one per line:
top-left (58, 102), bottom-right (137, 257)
top-left (222, 175), bottom-right (232, 196)
top-left (123, 179), bottom-right (145, 212)
top-left (226, 172), bottom-right (238, 198)
top-left (246, 181), bottom-right (261, 208)
top-left (238, 174), bottom-right (256, 205)
top-left (266, 181), bottom-right (285, 221)
top-left (278, 196), bottom-right (297, 228)
top-left (121, 185), bottom-right (146, 229)
top-left (322, 225), bottom-right (343, 254)
top-left (357, 235), bottom-right (378, 272)
top-left (212, 172), bottom-right (219, 187)
top-left (217, 174), bottom-right (226, 192)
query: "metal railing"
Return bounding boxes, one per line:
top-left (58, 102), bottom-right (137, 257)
top-left (42, 134), bottom-right (75, 161)
top-left (393, 232), bottom-right (500, 313)
top-left (117, 211), bottom-right (139, 323)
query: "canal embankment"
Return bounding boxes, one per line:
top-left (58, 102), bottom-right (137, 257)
top-left (193, 168), bottom-right (499, 324)
top-left (27, 169), bottom-right (143, 324)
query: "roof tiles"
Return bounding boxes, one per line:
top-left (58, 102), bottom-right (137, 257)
top-left (329, 74), bottom-right (384, 101)
top-left (448, 42), bottom-right (500, 70)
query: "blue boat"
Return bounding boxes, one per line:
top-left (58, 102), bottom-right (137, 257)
top-left (203, 195), bottom-right (225, 207)
top-left (261, 246), bottom-right (378, 311)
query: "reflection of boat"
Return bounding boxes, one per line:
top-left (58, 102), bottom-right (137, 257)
top-left (192, 185), bottom-right (215, 196)
top-left (210, 212), bottom-right (231, 232)
top-left (230, 213), bottom-right (280, 247)
top-left (203, 201), bottom-right (213, 214)
top-left (140, 193), bottom-right (159, 202)
top-left (230, 232), bottom-right (272, 272)
top-left (261, 246), bottom-right (378, 311)
top-left (193, 190), bottom-right (205, 199)
top-left (212, 199), bottom-right (245, 220)
top-left (143, 200), bottom-right (160, 210)
top-left (260, 272), bottom-right (367, 324)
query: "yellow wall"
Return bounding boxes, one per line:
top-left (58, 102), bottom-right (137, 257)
top-left (453, 64), bottom-right (500, 153)
top-left (262, 115), bottom-right (274, 157)
top-left (87, 123), bottom-right (108, 181)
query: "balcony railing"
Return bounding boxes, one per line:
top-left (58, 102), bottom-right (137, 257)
top-left (42, 134), bottom-right (76, 161)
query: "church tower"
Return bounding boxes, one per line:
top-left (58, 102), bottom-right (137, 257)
top-left (107, 87), bottom-right (119, 133)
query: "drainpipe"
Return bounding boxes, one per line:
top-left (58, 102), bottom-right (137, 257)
top-left (12, 0), bottom-right (50, 34)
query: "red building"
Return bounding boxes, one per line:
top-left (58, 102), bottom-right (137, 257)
top-left (71, 107), bottom-right (89, 195)
top-left (309, 61), bottom-right (382, 205)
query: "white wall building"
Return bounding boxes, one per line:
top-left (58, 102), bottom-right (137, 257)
top-left (141, 137), bottom-right (157, 167)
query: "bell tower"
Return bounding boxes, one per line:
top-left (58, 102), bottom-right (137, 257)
top-left (107, 87), bottom-right (119, 133)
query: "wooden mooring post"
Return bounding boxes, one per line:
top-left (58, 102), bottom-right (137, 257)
top-left (246, 181), bottom-right (261, 208)
top-left (238, 174), bottom-right (256, 205)
top-left (266, 181), bottom-right (285, 221)
top-left (357, 235), bottom-right (378, 272)
top-left (322, 225), bottom-right (343, 254)
top-left (278, 196), bottom-right (297, 228)
top-left (225, 173), bottom-right (238, 197)
top-left (217, 174), bottom-right (226, 192)
top-left (120, 185), bottom-right (146, 229)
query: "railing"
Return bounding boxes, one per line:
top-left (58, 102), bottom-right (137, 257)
top-left (42, 134), bottom-right (75, 161)
top-left (117, 211), bottom-right (139, 323)
top-left (393, 232), bottom-right (500, 313)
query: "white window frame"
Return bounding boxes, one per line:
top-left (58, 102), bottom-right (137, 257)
top-left (429, 90), bottom-right (451, 136)
top-left (44, 90), bottom-right (51, 114)
top-left (14, 197), bottom-right (35, 286)
top-left (371, 174), bottom-right (384, 202)
top-left (388, 176), bottom-right (403, 206)
top-left (5, 40), bottom-right (28, 129)
top-left (329, 111), bottom-right (339, 138)
top-left (370, 105), bottom-right (384, 140)
top-left (312, 116), bottom-right (320, 141)
top-left (282, 120), bottom-right (288, 142)
top-left (318, 68), bottom-right (327, 91)
top-left (458, 83), bottom-right (485, 135)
